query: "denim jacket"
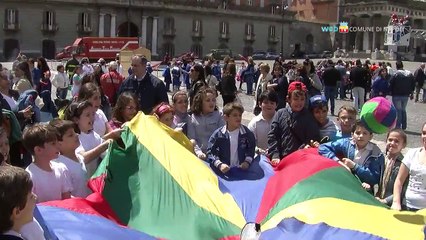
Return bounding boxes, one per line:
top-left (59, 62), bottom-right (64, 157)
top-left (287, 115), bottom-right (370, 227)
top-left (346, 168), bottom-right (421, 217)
top-left (207, 125), bottom-right (255, 169)
top-left (318, 137), bottom-right (384, 185)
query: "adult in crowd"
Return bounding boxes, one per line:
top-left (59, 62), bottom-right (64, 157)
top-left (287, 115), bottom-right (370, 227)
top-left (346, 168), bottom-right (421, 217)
top-left (335, 59), bottom-right (347, 100)
top-left (205, 65), bottom-right (219, 90)
top-left (371, 67), bottom-right (389, 98)
top-left (301, 60), bottom-right (322, 99)
top-left (100, 61), bottom-right (125, 106)
top-left (37, 57), bottom-right (52, 93)
top-left (349, 59), bottom-right (369, 112)
top-left (117, 55), bottom-right (169, 114)
top-left (220, 62), bottom-right (237, 107)
top-left (28, 58), bottom-right (41, 91)
top-left (65, 53), bottom-right (80, 82)
top-left (321, 60), bottom-right (340, 116)
top-left (81, 58), bottom-right (94, 77)
top-left (12, 61), bottom-right (33, 95)
top-left (255, 63), bottom-right (273, 104)
top-left (389, 61), bottom-right (415, 130)
top-left (51, 64), bottom-right (70, 100)
top-left (188, 64), bottom-right (207, 107)
top-left (242, 57), bottom-right (256, 95)
top-left (267, 65), bottom-right (288, 110)
top-left (414, 63), bottom-right (425, 103)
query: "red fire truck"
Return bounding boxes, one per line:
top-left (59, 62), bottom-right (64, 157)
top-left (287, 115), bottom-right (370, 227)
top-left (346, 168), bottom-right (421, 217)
top-left (55, 37), bottom-right (139, 61)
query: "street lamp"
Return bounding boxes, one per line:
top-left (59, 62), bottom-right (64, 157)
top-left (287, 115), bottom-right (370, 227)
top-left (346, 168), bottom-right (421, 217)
top-left (278, 1), bottom-right (289, 57)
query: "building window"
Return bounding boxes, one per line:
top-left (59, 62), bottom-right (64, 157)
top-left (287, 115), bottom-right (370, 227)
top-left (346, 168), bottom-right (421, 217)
top-left (193, 19), bottom-right (202, 33)
top-left (164, 17), bottom-right (175, 31)
top-left (220, 21), bottom-right (229, 34)
top-left (43, 10), bottom-right (56, 26)
top-left (5, 9), bottom-right (18, 24)
top-left (247, 0), bottom-right (253, 6)
top-left (271, 5), bottom-right (277, 14)
top-left (80, 12), bottom-right (91, 28)
top-left (245, 23), bottom-right (254, 36)
top-left (269, 25), bottom-right (276, 38)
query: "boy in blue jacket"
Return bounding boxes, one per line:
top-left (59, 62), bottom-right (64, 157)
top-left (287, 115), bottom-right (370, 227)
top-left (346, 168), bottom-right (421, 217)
top-left (318, 120), bottom-right (384, 187)
top-left (207, 102), bottom-right (256, 174)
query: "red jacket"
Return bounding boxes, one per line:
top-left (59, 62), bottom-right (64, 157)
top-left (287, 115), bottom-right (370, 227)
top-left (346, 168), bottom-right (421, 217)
top-left (100, 70), bottom-right (125, 104)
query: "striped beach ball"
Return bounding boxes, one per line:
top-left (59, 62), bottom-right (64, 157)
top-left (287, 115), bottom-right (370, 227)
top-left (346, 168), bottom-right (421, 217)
top-left (360, 97), bottom-right (397, 134)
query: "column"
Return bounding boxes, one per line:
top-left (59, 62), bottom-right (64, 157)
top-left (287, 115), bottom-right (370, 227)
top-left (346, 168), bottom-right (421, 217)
top-left (372, 31), bottom-right (376, 50)
top-left (99, 13), bottom-right (105, 37)
top-left (152, 16), bottom-right (158, 56)
top-left (354, 31), bottom-right (361, 51)
top-left (363, 31), bottom-right (370, 51)
top-left (141, 16), bottom-right (148, 47)
top-left (342, 33), bottom-right (347, 50)
top-left (111, 14), bottom-right (116, 37)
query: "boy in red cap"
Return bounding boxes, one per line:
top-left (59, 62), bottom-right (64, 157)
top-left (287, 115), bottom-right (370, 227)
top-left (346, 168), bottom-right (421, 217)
top-left (267, 81), bottom-right (320, 165)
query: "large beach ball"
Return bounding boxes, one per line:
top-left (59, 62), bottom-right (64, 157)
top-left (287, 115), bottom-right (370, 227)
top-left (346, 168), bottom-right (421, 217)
top-left (360, 97), bottom-right (397, 134)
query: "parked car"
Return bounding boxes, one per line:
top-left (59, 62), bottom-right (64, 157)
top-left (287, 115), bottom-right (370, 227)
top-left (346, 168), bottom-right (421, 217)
top-left (265, 52), bottom-right (280, 60)
top-left (252, 51), bottom-right (267, 60)
top-left (305, 52), bottom-right (322, 59)
top-left (205, 49), bottom-right (233, 60)
top-left (290, 50), bottom-right (305, 59)
top-left (321, 51), bottom-right (333, 58)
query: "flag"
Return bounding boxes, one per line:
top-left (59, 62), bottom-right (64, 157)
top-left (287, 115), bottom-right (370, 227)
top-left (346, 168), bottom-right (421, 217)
top-left (38, 113), bottom-right (426, 240)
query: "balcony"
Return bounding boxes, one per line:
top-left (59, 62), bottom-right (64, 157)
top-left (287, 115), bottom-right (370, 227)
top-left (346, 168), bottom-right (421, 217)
top-left (192, 30), bottom-right (203, 38)
top-left (3, 22), bottom-right (20, 31)
top-left (162, 28), bottom-right (176, 37)
top-left (219, 32), bottom-right (230, 40)
top-left (77, 25), bottom-right (92, 33)
top-left (41, 23), bottom-right (59, 33)
top-left (244, 34), bottom-right (255, 42)
top-left (268, 36), bottom-right (279, 44)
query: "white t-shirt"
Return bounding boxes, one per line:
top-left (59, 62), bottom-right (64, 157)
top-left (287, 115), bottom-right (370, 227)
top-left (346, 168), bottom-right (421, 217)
top-left (1, 93), bottom-right (17, 111)
top-left (94, 109), bottom-right (108, 137)
top-left (76, 131), bottom-right (104, 177)
top-left (56, 154), bottom-right (90, 197)
top-left (353, 142), bottom-right (374, 166)
top-left (228, 128), bottom-right (240, 168)
top-left (20, 218), bottom-right (45, 240)
top-left (403, 148), bottom-right (426, 209)
top-left (26, 161), bottom-right (73, 203)
top-left (248, 113), bottom-right (274, 150)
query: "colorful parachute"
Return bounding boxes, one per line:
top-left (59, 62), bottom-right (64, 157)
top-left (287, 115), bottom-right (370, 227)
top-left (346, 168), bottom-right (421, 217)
top-left (37, 113), bottom-right (426, 239)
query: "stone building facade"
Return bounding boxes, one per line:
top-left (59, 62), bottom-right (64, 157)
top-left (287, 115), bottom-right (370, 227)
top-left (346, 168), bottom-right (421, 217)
top-left (290, 0), bottom-right (338, 24)
top-left (339, 0), bottom-right (426, 59)
top-left (0, 0), bottom-right (332, 61)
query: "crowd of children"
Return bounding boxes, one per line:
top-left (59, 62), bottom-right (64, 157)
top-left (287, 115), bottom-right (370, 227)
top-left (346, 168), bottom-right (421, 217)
top-left (2, 55), bottom-right (426, 239)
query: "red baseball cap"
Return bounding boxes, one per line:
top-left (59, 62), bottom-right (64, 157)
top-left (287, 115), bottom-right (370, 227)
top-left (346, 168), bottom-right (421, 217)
top-left (288, 81), bottom-right (307, 94)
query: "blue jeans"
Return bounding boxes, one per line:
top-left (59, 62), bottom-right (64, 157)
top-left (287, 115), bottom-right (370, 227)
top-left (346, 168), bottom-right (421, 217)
top-left (392, 96), bottom-right (409, 129)
top-left (56, 87), bottom-right (68, 99)
top-left (245, 77), bottom-right (254, 94)
top-left (339, 81), bottom-right (346, 99)
top-left (324, 86), bottom-right (337, 114)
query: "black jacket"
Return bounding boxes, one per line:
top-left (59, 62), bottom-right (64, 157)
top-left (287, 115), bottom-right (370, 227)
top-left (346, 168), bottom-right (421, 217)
top-left (414, 67), bottom-right (425, 87)
top-left (349, 66), bottom-right (369, 89)
top-left (268, 107), bottom-right (320, 160)
top-left (389, 69), bottom-right (415, 97)
top-left (118, 73), bottom-right (169, 114)
top-left (322, 67), bottom-right (340, 87)
top-left (220, 75), bottom-right (237, 96)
